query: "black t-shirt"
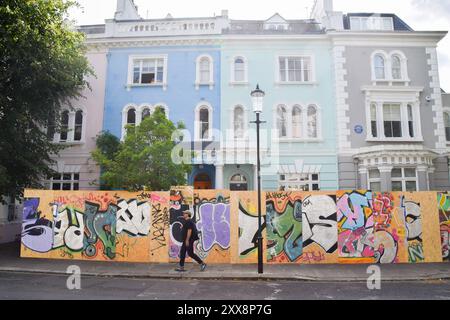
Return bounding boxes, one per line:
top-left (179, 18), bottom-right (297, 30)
top-left (182, 219), bottom-right (199, 242)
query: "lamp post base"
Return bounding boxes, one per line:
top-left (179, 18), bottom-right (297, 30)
top-left (258, 236), bottom-right (264, 274)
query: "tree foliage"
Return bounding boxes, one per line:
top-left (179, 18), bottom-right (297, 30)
top-left (92, 109), bottom-right (192, 192)
top-left (0, 0), bottom-right (92, 201)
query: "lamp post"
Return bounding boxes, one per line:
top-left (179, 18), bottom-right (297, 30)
top-left (250, 84), bottom-right (266, 274)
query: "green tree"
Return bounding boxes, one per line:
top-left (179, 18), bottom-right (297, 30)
top-left (0, 0), bottom-right (92, 201)
top-left (92, 109), bottom-right (192, 191)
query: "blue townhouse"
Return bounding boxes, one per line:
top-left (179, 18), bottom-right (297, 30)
top-left (101, 1), bottom-right (230, 189)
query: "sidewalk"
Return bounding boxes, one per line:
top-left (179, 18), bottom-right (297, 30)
top-left (1, 242), bottom-right (449, 282)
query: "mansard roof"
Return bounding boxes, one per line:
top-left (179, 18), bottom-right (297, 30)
top-left (225, 19), bottom-right (324, 35)
top-left (343, 13), bottom-right (413, 31)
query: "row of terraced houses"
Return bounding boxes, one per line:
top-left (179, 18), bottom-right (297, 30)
top-left (1, 0), bottom-right (450, 241)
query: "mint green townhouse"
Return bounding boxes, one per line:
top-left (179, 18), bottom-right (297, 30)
top-left (214, 14), bottom-right (339, 191)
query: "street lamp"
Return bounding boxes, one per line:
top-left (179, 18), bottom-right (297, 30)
top-left (250, 84), bottom-right (266, 274)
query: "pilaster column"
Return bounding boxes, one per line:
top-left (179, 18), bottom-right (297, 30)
top-left (215, 165), bottom-right (224, 190)
top-left (379, 166), bottom-right (393, 192)
top-left (358, 168), bottom-right (368, 190)
top-left (428, 168), bottom-right (435, 191)
top-left (417, 165), bottom-right (429, 191)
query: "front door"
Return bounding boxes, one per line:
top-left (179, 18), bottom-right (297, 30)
top-left (194, 173), bottom-right (212, 190)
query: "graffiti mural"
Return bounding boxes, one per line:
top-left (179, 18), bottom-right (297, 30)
top-left (372, 193), bottom-right (400, 264)
top-left (22, 198), bottom-right (54, 253)
top-left (21, 191), bottom-right (170, 263)
top-left (169, 186), bottom-right (194, 259)
top-left (337, 191), bottom-right (375, 264)
top-left (20, 189), bottom-right (445, 265)
top-left (438, 193), bottom-right (450, 262)
top-left (266, 192), bottom-right (303, 263)
top-left (400, 196), bottom-right (424, 263)
top-left (194, 190), bottom-right (231, 263)
top-left (301, 194), bottom-right (338, 264)
top-left (83, 201), bottom-right (118, 260)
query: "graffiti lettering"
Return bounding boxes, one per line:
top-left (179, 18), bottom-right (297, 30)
top-left (302, 195), bottom-right (338, 253)
top-left (83, 202), bottom-right (117, 260)
top-left (116, 199), bottom-right (151, 237)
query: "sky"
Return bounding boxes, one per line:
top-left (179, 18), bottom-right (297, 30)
top-left (69, 0), bottom-right (450, 91)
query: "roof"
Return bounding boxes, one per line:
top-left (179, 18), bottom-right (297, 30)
top-left (224, 19), bottom-right (324, 35)
top-left (343, 13), bottom-right (413, 31)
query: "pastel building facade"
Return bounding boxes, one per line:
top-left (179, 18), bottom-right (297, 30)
top-left (312, 0), bottom-right (450, 191)
top-left (33, 0), bottom-right (450, 196)
top-left (91, 0), bottom-right (229, 189)
top-left (218, 15), bottom-right (339, 191)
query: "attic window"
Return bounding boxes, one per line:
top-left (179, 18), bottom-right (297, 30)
top-left (350, 16), bottom-right (394, 31)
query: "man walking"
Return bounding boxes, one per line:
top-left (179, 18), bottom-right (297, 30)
top-left (176, 210), bottom-right (207, 272)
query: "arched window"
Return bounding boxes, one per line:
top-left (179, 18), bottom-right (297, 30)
top-left (74, 110), bottom-right (83, 141)
top-left (127, 108), bottom-right (136, 126)
top-left (392, 55), bottom-right (402, 80)
top-left (60, 110), bottom-right (69, 141)
top-left (277, 105), bottom-right (287, 138)
top-left (199, 107), bottom-right (210, 140)
top-left (374, 54), bottom-right (386, 79)
top-left (142, 107), bottom-right (151, 120)
top-left (307, 105), bottom-right (318, 138)
top-left (234, 106), bottom-right (245, 139)
top-left (196, 55), bottom-right (214, 89)
top-left (445, 112), bottom-right (450, 142)
top-left (234, 57), bottom-right (245, 82)
top-left (199, 57), bottom-right (211, 83)
top-left (153, 105), bottom-right (167, 117)
top-left (292, 106), bottom-right (302, 138)
top-left (230, 174), bottom-right (248, 191)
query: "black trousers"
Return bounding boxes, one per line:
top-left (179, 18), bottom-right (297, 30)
top-left (179, 239), bottom-right (203, 267)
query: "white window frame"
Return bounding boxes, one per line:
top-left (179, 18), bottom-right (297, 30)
top-left (47, 172), bottom-right (80, 191)
top-left (127, 55), bottom-right (168, 91)
top-left (230, 55), bottom-right (248, 85)
top-left (194, 102), bottom-right (213, 141)
top-left (278, 173), bottom-right (320, 191)
top-left (364, 88), bottom-right (423, 142)
top-left (350, 16), bottom-right (394, 31)
top-left (367, 169), bottom-right (381, 191)
top-left (195, 54), bottom-right (214, 90)
top-left (391, 167), bottom-right (418, 192)
top-left (443, 107), bottom-right (450, 144)
top-left (370, 50), bottom-right (409, 83)
top-left (273, 103), bottom-right (323, 141)
top-left (232, 105), bottom-right (247, 140)
top-left (366, 101), bottom-right (422, 142)
top-left (275, 55), bottom-right (316, 84)
top-left (50, 107), bottom-right (87, 144)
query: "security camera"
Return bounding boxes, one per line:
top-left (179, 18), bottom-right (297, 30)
top-left (426, 96), bottom-right (432, 102)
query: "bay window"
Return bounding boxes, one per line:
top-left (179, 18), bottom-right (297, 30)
top-left (383, 104), bottom-right (402, 138)
top-left (368, 169), bottom-right (381, 192)
top-left (368, 101), bottom-right (420, 140)
top-left (391, 168), bottom-right (417, 192)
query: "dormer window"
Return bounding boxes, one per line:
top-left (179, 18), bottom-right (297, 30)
top-left (350, 16), bottom-right (394, 31)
